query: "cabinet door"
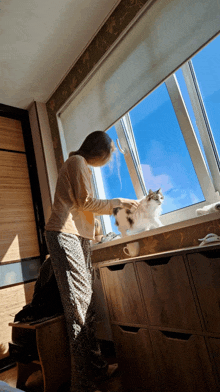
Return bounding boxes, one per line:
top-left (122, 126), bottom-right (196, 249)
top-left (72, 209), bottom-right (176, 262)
top-left (208, 337), bottom-right (220, 387)
top-left (150, 330), bottom-right (217, 392)
top-left (187, 250), bottom-right (220, 333)
top-left (136, 256), bottom-right (201, 330)
top-left (112, 325), bottom-right (158, 392)
top-left (92, 263), bottom-right (113, 341)
top-left (100, 263), bottom-right (146, 324)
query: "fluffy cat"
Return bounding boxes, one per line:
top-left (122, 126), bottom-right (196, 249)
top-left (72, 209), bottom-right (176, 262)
top-left (113, 188), bottom-right (164, 237)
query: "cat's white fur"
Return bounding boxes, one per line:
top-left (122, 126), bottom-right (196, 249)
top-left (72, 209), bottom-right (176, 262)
top-left (196, 202), bottom-right (220, 216)
top-left (114, 189), bottom-right (164, 237)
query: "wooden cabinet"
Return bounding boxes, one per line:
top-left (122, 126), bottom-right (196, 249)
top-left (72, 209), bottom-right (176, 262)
top-left (136, 255), bottom-right (201, 330)
top-left (99, 245), bottom-right (220, 392)
top-left (208, 337), bottom-right (220, 384)
top-left (187, 249), bottom-right (220, 333)
top-left (101, 262), bottom-right (146, 325)
top-left (150, 330), bottom-right (217, 392)
top-left (111, 325), bottom-right (158, 392)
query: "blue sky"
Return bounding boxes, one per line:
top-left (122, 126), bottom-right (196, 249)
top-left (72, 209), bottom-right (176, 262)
top-left (101, 33), bottom-right (220, 226)
top-left (192, 35), bottom-right (220, 153)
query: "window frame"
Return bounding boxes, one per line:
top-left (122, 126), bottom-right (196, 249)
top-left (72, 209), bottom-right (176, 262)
top-left (92, 166), bottom-right (113, 235)
top-left (181, 60), bottom-right (220, 192)
top-left (92, 57), bottom-right (220, 233)
top-left (115, 114), bottom-right (147, 199)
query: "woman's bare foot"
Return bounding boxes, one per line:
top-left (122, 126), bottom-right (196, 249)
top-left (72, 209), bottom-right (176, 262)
top-left (106, 363), bottom-right (118, 378)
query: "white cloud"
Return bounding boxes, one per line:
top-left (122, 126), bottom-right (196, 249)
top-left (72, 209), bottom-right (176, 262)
top-left (140, 164), bottom-right (201, 213)
top-left (141, 164), bottom-right (173, 192)
top-left (161, 193), bottom-right (183, 213)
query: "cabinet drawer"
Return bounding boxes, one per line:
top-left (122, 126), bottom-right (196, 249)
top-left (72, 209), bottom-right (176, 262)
top-left (112, 325), bottom-right (158, 392)
top-left (136, 255), bottom-right (201, 330)
top-left (150, 330), bottom-right (217, 392)
top-left (187, 250), bottom-right (220, 333)
top-left (100, 263), bottom-right (146, 324)
top-left (208, 337), bottom-right (220, 385)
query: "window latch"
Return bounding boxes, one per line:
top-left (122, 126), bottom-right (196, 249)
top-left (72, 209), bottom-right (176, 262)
top-left (116, 138), bottom-right (126, 154)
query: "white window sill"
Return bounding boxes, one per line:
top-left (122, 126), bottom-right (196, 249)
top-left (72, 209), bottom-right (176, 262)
top-left (91, 212), bottom-right (220, 251)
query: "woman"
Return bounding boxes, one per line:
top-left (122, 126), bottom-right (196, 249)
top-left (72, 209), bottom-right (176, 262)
top-left (45, 131), bottom-right (139, 392)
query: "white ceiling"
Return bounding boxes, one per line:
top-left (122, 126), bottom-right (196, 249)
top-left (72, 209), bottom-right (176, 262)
top-left (0, 0), bottom-right (120, 109)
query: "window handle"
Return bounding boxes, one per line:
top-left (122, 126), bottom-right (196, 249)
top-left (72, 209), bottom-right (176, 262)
top-left (116, 138), bottom-right (126, 154)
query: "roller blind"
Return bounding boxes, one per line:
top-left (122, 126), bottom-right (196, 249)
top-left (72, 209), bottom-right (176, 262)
top-left (60, 0), bottom-right (220, 152)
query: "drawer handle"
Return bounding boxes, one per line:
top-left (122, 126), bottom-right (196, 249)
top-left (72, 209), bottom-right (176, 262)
top-left (119, 325), bottom-right (140, 333)
top-left (107, 264), bottom-right (125, 271)
top-left (144, 256), bottom-right (171, 266)
top-left (160, 330), bottom-right (192, 340)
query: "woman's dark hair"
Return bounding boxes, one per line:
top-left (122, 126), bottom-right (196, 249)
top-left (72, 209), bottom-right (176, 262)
top-left (69, 130), bottom-right (115, 162)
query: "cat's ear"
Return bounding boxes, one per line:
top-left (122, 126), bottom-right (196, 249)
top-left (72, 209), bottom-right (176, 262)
top-left (157, 188), bottom-right (161, 193)
top-left (148, 189), bottom-right (153, 194)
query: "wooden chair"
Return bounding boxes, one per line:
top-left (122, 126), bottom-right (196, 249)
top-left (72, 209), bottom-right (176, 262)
top-left (9, 315), bottom-right (71, 392)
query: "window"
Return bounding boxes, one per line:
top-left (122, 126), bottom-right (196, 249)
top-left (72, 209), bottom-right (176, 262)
top-left (190, 35), bottom-right (220, 159)
top-left (93, 126), bottom-right (137, 234)
top-left (93, 34), bottom-right (220, 234)
top-left (129, 82), bottom-right (205, 214)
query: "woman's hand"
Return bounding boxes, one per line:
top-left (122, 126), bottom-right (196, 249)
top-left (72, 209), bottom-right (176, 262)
top-left (118, 198), bottom-right (140, 210)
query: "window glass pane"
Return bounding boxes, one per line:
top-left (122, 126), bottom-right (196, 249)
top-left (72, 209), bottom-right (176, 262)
top-left (175, 68), bottom-right (210, 174)
top-left (190, 34), bottom-right (220, 158)
top-left (100, 125), bottom-right (137, 233)
top-left (129, 83), bottom-right (204, 214)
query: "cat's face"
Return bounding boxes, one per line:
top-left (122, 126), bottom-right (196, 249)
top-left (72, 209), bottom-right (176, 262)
top-left (146, 188), bottom-right (164, 205)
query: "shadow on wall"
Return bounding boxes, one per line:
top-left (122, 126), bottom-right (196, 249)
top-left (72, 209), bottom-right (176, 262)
top-left (0, 233), bottom-right (41, 289)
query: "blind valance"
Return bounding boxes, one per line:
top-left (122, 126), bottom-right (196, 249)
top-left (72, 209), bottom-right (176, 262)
top-left (60, 0), bottom-right (220, 152)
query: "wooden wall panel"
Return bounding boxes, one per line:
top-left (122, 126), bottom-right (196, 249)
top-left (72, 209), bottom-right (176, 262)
top-left (0, 281), bottom-right (35, 359)
top-left (0, 117), bottom-right (25, 152)
top-left (0, 113), bottom-right (43, 365)
top-left (0, 225), bottom-right (40, 263)
top-left (0, 151), bottom-right (40, 262)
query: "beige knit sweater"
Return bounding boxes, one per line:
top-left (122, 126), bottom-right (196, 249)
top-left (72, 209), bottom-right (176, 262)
top-left (45, 155), bottom-right (120, 240)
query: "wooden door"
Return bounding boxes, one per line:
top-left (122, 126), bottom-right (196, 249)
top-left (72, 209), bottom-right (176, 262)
top-left (0, 114), bottom-right (43, 361)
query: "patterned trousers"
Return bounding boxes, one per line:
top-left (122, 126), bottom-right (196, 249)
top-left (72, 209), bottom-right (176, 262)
top-left (45, 231), bottom-right (108, 392)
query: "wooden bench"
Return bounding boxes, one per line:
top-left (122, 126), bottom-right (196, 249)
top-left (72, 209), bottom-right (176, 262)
top-left (9, 315), bottom-right (71, 392)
